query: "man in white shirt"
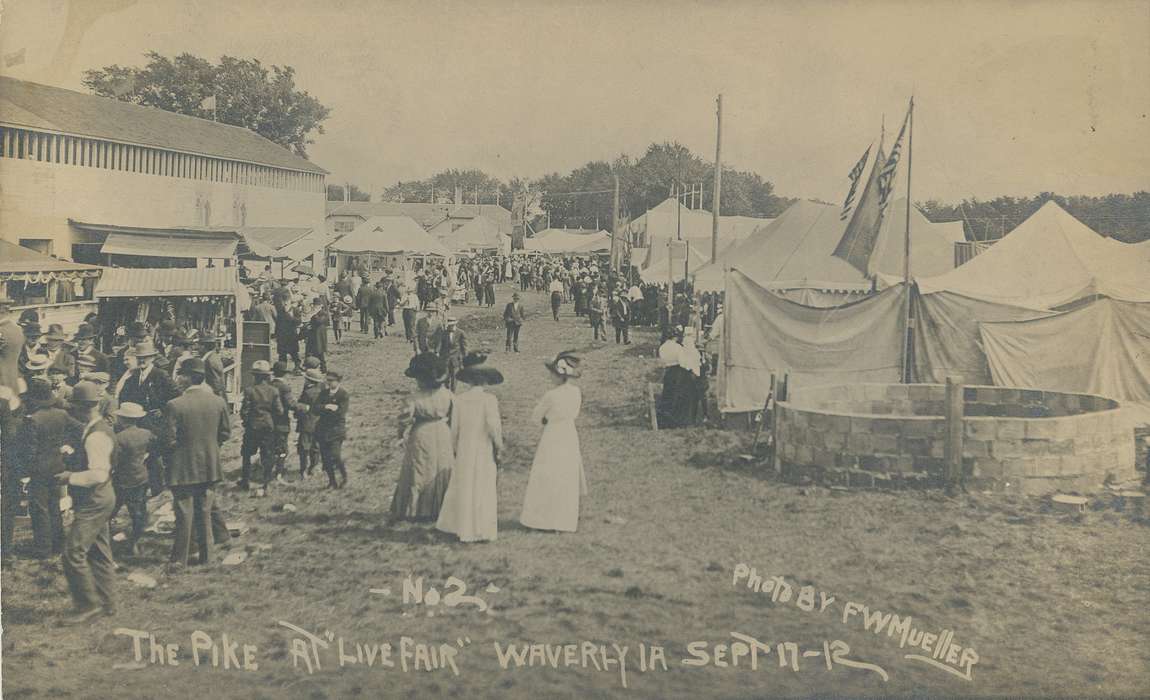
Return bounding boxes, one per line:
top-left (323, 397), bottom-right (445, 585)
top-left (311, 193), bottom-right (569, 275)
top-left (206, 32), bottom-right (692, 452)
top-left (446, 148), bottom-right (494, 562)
top-left (549, 277), bottom-right (564, 321)
top-left (55, 381), bottom-right (118, 624)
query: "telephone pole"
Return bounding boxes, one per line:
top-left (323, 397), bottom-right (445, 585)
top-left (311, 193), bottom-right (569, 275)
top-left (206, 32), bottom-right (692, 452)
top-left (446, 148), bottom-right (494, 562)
top-left (712, 93), bottom-right (723, 262)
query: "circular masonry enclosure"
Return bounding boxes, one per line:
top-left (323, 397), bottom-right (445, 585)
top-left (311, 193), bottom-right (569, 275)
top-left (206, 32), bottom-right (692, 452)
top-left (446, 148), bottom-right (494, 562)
top-left (774, 383), bottom-right (1137, 495)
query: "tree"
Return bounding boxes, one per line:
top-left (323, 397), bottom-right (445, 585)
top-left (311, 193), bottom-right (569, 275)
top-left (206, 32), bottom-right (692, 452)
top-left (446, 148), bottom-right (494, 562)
top-left (917, 191), bottom-right (1150, 243)
top-left (326, 184), bottom-right (371, 202)
top-left (83, 52), bottom-right (331, 158)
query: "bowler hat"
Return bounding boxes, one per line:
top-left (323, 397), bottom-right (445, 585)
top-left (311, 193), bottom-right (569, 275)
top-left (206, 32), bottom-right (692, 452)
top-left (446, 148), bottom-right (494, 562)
top-left (73, 323), bottom-right (96, 341)
top-left (22, 322), bottom-right (42, 338)
top-left (127, 322), bottom-right (149, 339)
top-left (178, 357), bottom-right (206, 376)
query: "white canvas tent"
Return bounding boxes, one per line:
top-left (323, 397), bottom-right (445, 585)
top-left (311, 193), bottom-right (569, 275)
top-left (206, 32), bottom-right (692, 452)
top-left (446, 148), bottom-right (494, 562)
top-left (694, 198), bottom-right (965, 298)
top-left (639, 238), bottom-right (712, 283)
top-left (525, 229), bottom-right (611, 254)
top-left (624, 197), bottom-right (768, 248)
top-left (437, 215), bottom-right (509, 254)
top-left (332, 216), bottom-right (451, 257)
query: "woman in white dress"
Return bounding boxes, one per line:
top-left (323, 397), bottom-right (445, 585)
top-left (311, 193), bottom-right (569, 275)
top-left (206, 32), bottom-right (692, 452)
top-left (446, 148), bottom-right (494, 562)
top-left (437, 353), bottom-right (504, 542)
top-left (520, 351), bottom-right (586, 532)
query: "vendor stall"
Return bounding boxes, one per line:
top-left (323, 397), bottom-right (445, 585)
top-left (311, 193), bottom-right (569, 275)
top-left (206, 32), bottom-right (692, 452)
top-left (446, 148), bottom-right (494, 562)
top-left (0, 239), bottom-right (103, 333)
top-left (328, 215), bottom-right (452, 277)
top-left (95, 267), bottom-right (251, 402)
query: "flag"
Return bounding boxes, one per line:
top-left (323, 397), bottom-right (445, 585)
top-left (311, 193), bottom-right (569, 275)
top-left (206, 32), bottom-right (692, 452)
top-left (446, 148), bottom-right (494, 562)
top-left (611, 215), bottom-right (632, 272)
top-left (877, 98), bottom-right (913, 213)
top-left (832, 144), bottom-right (887, 276)
top-left (840, 144), bottom-right (871, 221)
top-left (200, 94), bottom-right (217, 112)
top-left (4, 48), bottom-right (26, 67)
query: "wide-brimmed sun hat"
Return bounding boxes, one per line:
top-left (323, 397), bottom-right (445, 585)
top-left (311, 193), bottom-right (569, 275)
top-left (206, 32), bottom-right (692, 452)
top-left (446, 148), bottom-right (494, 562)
top-left (457, 351), bottom-right (504, 385)
top-left (545, 350), bottom-right (582, 378)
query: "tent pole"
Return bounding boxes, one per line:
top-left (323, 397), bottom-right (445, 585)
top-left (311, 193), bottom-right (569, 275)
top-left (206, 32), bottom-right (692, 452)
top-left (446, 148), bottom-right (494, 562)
top-left (900, 96), bottom-right (915, 384)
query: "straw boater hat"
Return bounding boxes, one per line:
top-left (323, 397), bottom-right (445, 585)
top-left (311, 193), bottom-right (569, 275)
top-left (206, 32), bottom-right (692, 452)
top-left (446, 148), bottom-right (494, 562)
top-left (24, 354), bottom-right (51, 373)
top-left (303, 368), bottom-right (326, 384)
top-left (114, 402), bottom-right (147, 419)
top-left (457, 351), bottom-right (503, 386)
top-left (405, 352), bottom-right (447, 384)
top-left (545, 350), bottom-right (582, 378)
top-left (251, 359), bottom-right (273, 376)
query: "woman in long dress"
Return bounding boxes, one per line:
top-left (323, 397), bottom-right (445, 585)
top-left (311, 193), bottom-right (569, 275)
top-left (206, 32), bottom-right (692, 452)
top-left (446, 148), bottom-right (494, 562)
top-left (436, 353), bottom-right (504, 542)
top-left (520, 351), bottom-right (586, 532)
top-left (390, 352), bottom-right (455, 521)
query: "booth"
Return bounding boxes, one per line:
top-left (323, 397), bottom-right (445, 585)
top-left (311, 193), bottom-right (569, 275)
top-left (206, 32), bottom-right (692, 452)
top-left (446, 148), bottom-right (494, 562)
top-left (95, 267), bottom-right (251, 403)
top-left (0, 239), bottom-right (103, 333)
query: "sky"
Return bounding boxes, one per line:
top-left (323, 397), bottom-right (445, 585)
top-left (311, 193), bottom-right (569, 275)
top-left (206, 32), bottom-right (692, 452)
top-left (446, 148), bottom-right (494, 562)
top-left (1, 0), bottom-right (1148, 204)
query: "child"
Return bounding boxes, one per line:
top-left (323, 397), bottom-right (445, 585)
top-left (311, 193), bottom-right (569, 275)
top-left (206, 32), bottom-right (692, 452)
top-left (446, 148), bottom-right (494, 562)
top-left (313, 369), bottom-right (349, 489)
top-left (110, 402), bottom-right (154, 556)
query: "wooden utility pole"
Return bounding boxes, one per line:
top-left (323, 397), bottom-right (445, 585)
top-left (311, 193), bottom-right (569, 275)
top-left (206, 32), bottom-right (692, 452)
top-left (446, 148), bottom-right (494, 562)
top-left (900, 97), bottom-right (915, 383)
top-left (712, 94), bottom-right (723, 263)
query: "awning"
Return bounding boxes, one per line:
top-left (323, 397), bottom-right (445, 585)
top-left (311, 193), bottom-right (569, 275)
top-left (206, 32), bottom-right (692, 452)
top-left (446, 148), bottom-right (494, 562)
top-left (96, 267), bottom-right (246, 299)
top-left (0, 240), bottom-right (103, 281)
top-left (239, 227), bottom-right (329, 261)
top-left (101, 232), bottom-right (237, 259)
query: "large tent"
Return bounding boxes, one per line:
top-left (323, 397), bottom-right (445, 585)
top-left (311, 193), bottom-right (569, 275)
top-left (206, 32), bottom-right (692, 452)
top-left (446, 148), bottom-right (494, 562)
top-left (624, 198), bottom-right (768, 248)
top-left (639, 238), bottom-right (712, 283)
top-left (718, 200), bottom-right (1150, 413)
top-left (525, 229), bottom-right (611, 254)
top-left (437, 215), bottom-right (510, 254)
top-left (694, 198), bottom-right (965, 299)
top-left (331, 216), bottom-right (451, 257)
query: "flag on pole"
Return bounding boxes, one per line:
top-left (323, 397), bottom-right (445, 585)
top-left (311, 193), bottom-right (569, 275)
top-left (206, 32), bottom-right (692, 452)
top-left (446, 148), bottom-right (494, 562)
top-left (877, 98), bottom-right (913, 214)
top-left (611, 216), bottom-right (632, 272)
top-left (832, 143), bottom-right (887, 276)
top-left (840, 144), bottom-right (871, 221)
top-left (200, 94), bottom-right (217, 117)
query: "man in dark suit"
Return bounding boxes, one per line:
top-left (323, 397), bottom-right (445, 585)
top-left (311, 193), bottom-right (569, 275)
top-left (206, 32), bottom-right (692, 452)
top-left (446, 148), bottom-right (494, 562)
top-left (42, 324), bottom-right (77, 382)
top-left (18, 379), bottom-right (81, 558)
top-left (503, 292), bottom-right (525, 352)
top-left (72, 324), bottom-right (109, 381)
top-left (312, 369), bottom-right (349, 489)
top-left (432, 317), bottom-right (466, 392)
top-left (355, 278), bottom-right (372, 334)
top-left (368, 282), bottom-right (389, 339)
top-left (611, 291), bottom-right (632, 345)
top-left (164, 358), bottom-right (231, 568)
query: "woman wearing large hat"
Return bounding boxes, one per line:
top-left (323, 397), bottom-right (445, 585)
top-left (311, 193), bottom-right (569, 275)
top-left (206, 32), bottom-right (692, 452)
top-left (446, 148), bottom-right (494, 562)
top-left (389, 352), bottom-right (455, 522)
top-left (520, 351), bottom-right (587, 533)
top-left (436, 352), bottom-right (504, 542)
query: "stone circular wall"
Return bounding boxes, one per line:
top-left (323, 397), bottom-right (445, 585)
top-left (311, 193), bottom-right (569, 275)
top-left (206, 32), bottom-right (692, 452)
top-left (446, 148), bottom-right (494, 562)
top-left (774, 383), bottom-right (1135, 494)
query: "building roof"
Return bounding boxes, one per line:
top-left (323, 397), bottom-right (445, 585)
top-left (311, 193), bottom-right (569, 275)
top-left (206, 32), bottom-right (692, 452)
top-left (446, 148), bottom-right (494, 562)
top-left (0, 239), bottom-right (103, 277)
top-left (330, 216), bottom-right (451, 256)
top-left (326, 201), bottom-right (512, 235)
top-left (0, 76), bottom-right (326, 174)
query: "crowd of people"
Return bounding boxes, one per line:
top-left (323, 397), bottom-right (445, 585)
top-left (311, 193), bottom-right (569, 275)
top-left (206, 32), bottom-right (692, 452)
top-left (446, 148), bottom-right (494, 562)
top-left (0, 246), bottom-right (726, 625)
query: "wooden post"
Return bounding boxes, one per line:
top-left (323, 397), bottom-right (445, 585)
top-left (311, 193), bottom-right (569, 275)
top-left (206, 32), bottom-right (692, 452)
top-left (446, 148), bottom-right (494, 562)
top-left (771, 373), bottom-right (789, 475)
top-left (944, 376), bottom-right (964, 492)
top-left (712, 94), bottom-right (722, 263)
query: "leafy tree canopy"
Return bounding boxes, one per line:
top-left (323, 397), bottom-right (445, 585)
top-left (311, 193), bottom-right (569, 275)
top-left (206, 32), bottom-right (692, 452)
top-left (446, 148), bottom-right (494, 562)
top-left (83, 52), bottom-right (330, 158)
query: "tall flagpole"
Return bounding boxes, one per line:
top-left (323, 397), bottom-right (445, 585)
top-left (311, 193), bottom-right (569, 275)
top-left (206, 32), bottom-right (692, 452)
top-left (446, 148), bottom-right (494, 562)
top-left (900, 96), bottom-right (915, 383)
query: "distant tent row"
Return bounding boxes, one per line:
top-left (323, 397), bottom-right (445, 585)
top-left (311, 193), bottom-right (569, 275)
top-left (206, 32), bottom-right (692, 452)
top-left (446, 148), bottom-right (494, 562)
top-left (525, 229), bottom-right (612, 254)
top-left (719, 201), bottom-right (1150, 414)
top-left (437, 215), bottom-right (511, 255)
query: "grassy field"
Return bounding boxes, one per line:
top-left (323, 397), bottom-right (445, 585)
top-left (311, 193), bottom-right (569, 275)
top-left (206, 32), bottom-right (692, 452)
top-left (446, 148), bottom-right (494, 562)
top-left (3, 282), bottom-right (1148, 699)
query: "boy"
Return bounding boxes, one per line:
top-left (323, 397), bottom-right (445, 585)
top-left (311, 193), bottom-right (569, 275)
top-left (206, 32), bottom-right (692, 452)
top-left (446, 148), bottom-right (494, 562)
top-left (110, 403), bottom-right (154, 556)
top-left (240, 360), bottom-right (284, 497)
top-left (312, 370), bottom-right (349, 489)
top-left (294, 368), bottom-right (324, 478)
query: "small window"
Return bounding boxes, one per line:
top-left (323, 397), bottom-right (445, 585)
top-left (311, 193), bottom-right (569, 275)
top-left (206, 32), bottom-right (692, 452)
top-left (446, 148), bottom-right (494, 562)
top-left (333, 220), bottom-right (355, 233)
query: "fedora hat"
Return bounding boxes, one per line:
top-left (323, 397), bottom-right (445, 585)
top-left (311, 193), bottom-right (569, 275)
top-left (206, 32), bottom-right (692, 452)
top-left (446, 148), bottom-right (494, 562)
top-left (22, 322), bottom-right (42, 338)
top-left (127, 322), bottom-right (150, 339)
top-left (251, 359), bottom-right (273, 375)
top-left (114, 402), bottom-right (147, 419)
top-left (545, 350), bottom-right (582, 378)
top-left (80, 371), bottom-right (110, 385)
top-left (133, 340), bottom-right (159, 357)
top-left (70, 381), bottom-right (103, 404)
top-left (44, 324), bottom-right (67, 342)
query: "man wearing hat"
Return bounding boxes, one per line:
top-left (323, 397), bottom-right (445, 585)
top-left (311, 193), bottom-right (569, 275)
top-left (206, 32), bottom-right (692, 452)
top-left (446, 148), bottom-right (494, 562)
top-left (155, 319), bottom-right (178, 358)
top-left (164, 357), bottom-right (231, 567)
top-left (270, 361), bottom-right (295, 481)
top-left (110, 403), bottom-right (154, 555)
top-left (18, 321), bottom-right (43, 377)
top-left (610, 289), bottom-right (632, 345)
top-left (197, 331), bottom-right (228, 406)
top-left (240, 360), bottom-right (284, 495)
top-left (72, 323), bottom-right (109, 380)
top-left (304, 298), bottom-right (330, 372)
top-left (42, 324), bottom-right (77, 381)
top-left (15, 378), bottom-right (81, 559)
top-left (54, 381), bottom-right (118, 623)
top-left (168, 329), bottom-right (199, 382)
top-left (503, 293), bottom-right (525, 352)
top-left (294, 367), bottom-right (325, 478)
top-left (432, 317), bottom-right (467, 392)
